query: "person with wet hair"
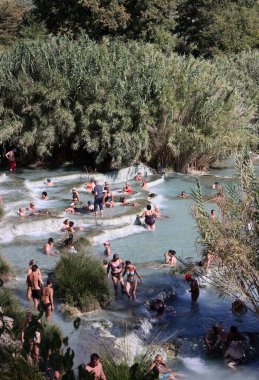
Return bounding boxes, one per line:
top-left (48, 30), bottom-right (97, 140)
top-left (107, 254), bottom-right (125, 295)
top-left (41, 191), bottom-right (48, 200)
top-left (46, 178), bottom-right (54, 186)
top-left (164, 250), bottom-right (177, 266)
top-left (18, 207), bottom-right (26, 216)
top-left (67, 220), bottom-right (75, 233)
top-left (134, 172), bottom-right (142, 181)
top-left (61, 219), bottom-right (70, 231)
top-left (85, 353), bottom-right (106, 380)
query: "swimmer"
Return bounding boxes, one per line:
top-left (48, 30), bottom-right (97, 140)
top-left (27, 202), bottom-right (38, 213)
top-left (123, 182), bottom-right (133, 193)
top-left (103, 241), bottom-right (111, 256)
top-left (41, 191), bottom-right (48, 200)
top-left (140, 179), bottom-right (148, 190)
top-left (140, 204), bottom-right (159, 231)
top-left (164, 250), bottom-right (177, 266)
top-left (210, 209), bottom-right (216, 220)
top-left (149, 354), bottom-right (183, 379)
top-left (72, 187), bottom-right (80, 202)
top-left (67, 220), bottom-right (75, 233)
top-left (41, 279), bottom-right (54, 320)
top-left (61, 219), bottom-right (70, 231)
top-left (5, 148), bottom-right (16, 171)
top-left (134, 172), bottom-right (142, 181)
top-left (18, 207), bottom-right (26, 216)
top-left (107, 254), bottom-right (125, 295)
top-left (185, 274), bottom-right (199, 302)
top-left (44, 238), bottom-right (58, 256)
top-left (46, 178), bottom-right (54, 186)
top-left (212, 182), bottom-right (220, 190)
top-left (178, 191), bottom-right (189, 198)
top-left (65, 202), bottom-right (79, 214)
top-left (147, 192), bottom-right (156, 202)
top-left (123, 260), bottom-right (143, 300)
top-left (120, 197), bottom-right (140, 207)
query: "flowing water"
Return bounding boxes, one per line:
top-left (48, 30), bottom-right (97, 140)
top-left (0, 160), bottom-right (259, 379)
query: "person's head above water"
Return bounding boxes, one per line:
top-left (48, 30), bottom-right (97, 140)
top-left (168, 249), bottom-right (176, 256)
top-left (41, 191), bottom-right (47, 199)
top-left (147, 204), bottom-right (152, 210)
top-left (48, 237), bottom-right (54, 244)
top-left (47, 179), bottom-right (51, 183)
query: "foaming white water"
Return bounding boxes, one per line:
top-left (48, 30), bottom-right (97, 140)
top-left (181, 357), bottom-right (210, 374)
top-left (147, 176), bottom-right (165, 188)
top-left (92, 223), bottom-right (146, 245)
top-left (0, 173), bottom-right (8, 182)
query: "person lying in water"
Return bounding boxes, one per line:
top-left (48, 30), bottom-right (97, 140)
top-left (149, 354), bottom-right (184, 379)
top-left (120, 197), bottom-right (140, 207)
top-left (178, 191), bottom-right (189, 198)
top-left (27, 202), bottom-right (49, 215)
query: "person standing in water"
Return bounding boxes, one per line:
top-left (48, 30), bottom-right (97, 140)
top-left (5, 148), bottom-right (16, 171)
top-left (107, 254), bottom-right (125, 295)
top-left (141, 204), bottom-right (159, 231)
top-left (28, 264), bottom-right (43, 309)
top-left (93, 180), bottom-right (104, 216)
top-left (123, 260), bottom-right (143, 301)
top-left (185, 274), bottom-right (199, 302)
top-left (103, 241), bottom-right (111, 256)
top-left (41, 279), bottom-right (54, 320)
top-left (27, 260), bottom-right (42, 302)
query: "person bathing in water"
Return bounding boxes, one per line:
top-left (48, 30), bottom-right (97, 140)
top-left (123, 260), bottom-right (143, 301)
top-left (44, 238), bottom-right (58, 256)
top-left (103, 241), bottom-right (111, 256)
top-left (185, 274), bottom-right (199, 302)
top-left (123, 182), bottom-right (133, 193)
top-left (72, 187), bottom-right (80, 202)
top-left (107, 254), bottom-right (125, 295)
top-left (149, 354), bottom-right (183, 379)
top-left (134, 172), bottom-right (142, 181)
top-left (164, 250), bottom-right (177, 266)
top-left (41, 191), bottom-right (48, 200)
top-left (140, 204), bottom-right (159, 231)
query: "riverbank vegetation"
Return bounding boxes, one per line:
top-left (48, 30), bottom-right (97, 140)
top-left (192, 153), bottom-right (259, 315)
top-left (55, 252), bottom-right (111, 312)
top-left (0, 1), bottom-right (258, 171)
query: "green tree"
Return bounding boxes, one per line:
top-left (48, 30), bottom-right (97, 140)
top-left (176, 0), bottom-right (259, 57)
top-left (192, 153), bottom-right (259, 315)
top-left (0, 0), bottom-right (28, 48)
top-left (32, 0), bottom-right (130, 38)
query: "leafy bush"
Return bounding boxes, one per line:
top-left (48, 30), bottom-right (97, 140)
top-left (55, 252), bottom-right (111, 312)
top-left (0, 255), bottom-right (13, 283)
top-left (0, 288), bottom-right (25, 337)
top-left (0, 37), bottom-right (257, 171)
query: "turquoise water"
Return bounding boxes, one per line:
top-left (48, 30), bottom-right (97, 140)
top-left (0, 161), bottom-right (258, 379)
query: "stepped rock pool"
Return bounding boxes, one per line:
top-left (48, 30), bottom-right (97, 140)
top-left (0, 159), bottom-right (258, 379)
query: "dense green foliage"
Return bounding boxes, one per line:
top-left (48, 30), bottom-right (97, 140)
top-left (192, 153), bottom-right (259, 315)
top-left (175, 0), bottom-right (259, 57)
top-left (55, 251), bottom-right (111, 311)
top-left (0, 288), bottom-right (25, 336)
top-left (0, 256), bottom-right (12, 282)
top-left (0, 37), bottom-right (257, 170)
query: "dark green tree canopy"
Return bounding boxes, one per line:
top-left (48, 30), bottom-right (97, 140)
top-left (176, 0), bottom-right (259, 57)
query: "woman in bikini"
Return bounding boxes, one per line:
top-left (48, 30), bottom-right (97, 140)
top-left (103, 241), bottom-right (111, 256)
top-left (141, 204), bottom-right (159, 231)
top-left (123, 261), bottom-right (143, 300)
top-left (72, 187), bottom-right (80, 202)
top-left (107, 254), bottom-right (125, 295)
top-left (41, 279), bottom-right (54, 320)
